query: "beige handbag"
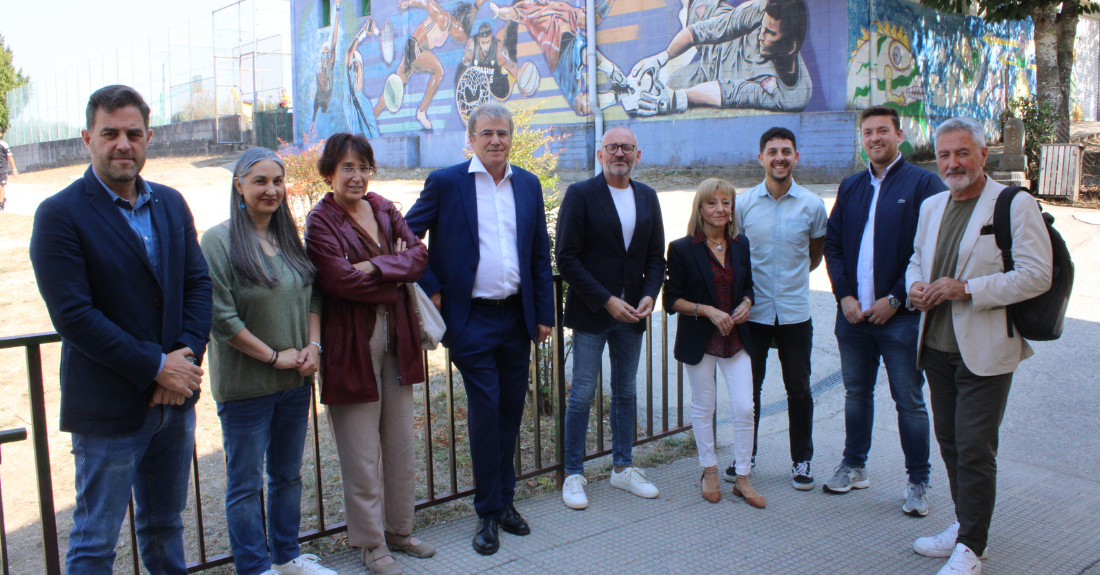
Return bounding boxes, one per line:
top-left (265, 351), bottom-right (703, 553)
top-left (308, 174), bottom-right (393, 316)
top-left (410, 283), bottom-right (445, 350)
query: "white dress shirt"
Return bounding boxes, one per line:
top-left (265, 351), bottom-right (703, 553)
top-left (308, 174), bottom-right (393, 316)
top-left (736, 180), bottom-right (827, 324)
top-left (856, 153), bottom-right (902, 311)
top-left (469, 154), bottom-right (521, 298)
top-left (607, 183), bottom-right (636, 250)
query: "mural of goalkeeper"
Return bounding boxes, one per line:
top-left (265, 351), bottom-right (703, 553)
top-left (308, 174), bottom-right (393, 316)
top-left (626, 0), bottom-right (811, 116)
top-left (346, 17), bottom-right (383, 137)
top-left (488, 0), bottom-right (629, 115)
top-left (311, 0), bottom-right (343, 131)
top-left (375, 0), bottom-right (484, 130)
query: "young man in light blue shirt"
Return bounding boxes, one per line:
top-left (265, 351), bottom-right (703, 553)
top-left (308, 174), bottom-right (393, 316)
top-left (728, 126), bottom-right (826, 490)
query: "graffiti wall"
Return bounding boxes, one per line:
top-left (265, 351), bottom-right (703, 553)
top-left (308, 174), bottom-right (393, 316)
top-left (846, 0), bottom-right (1035, 152)
top-left (1072, 18), bottom-right (1099, 123)
top-left (291, 0), bottom-right (846, 140)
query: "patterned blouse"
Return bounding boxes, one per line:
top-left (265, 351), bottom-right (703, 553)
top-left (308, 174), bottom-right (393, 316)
top-left (691, 231), bottom-right (745, 358)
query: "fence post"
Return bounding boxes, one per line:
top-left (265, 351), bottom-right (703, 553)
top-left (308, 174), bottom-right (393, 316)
top-left (26, 344), bottom-right (61, 575)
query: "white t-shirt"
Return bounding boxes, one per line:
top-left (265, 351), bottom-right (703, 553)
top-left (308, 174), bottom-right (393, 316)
top-left (607, 183), bottom-right (636, 250)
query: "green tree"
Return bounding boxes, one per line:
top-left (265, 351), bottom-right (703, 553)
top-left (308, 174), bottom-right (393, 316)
top-left (918, 0), bottom-right (1097, 143)
top-left (0, 34), bottom-right (31, 134)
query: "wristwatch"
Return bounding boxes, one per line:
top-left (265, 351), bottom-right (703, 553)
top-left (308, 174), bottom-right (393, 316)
top-left (888, 295), bottom-right (902, 308)
top-left (963, 282), bottom-right (972, 296)
top-left (309, 341), bottom-right (324, 354)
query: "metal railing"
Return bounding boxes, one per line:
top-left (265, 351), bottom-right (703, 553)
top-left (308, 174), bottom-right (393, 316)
top-left (0, 276), bottom-right (693, 573)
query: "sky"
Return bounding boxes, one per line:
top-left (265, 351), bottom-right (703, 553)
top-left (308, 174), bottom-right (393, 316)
top-left (3, 0), bottom-right (247, 81)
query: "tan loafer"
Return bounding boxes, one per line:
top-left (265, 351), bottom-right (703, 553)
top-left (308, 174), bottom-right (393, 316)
top-left (731, 474), bottom-right (766, 509)
top-left (701, 466), bottom-right (721, 503)
top-left (385, 532), bottom-right (436, 559)
top-left (362, 544), bottom-right (404, 575)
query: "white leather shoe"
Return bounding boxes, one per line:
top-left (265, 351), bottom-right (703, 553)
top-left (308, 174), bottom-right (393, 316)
top-left (610, 467), bottom-right (659, 498)
top-left (914, 523), bottom-right (989, 559)
top-left (562, 474), bottom-right (589, 509)
top-left (936, 543), bottom-right (983, 575)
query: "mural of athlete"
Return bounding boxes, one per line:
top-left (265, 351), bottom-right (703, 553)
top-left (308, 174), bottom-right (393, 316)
top-left (346, 17), bottom-right (383, 137)
top-left (312, 0), bottom-right (343, 131)
top-left (459, 23), bottom-right (523, 100)
top-left (488, 0), bottom-right (629, 115)
top-left (627, 0), bottom-right (810, 115)
top-left (377, 0), bottom-right (483, 130)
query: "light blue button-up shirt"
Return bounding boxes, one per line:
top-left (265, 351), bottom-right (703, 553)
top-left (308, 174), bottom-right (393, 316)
top-left (736, 180), bottom-right (827, 325)
top-left (93, 169), bottom-right (166, 374)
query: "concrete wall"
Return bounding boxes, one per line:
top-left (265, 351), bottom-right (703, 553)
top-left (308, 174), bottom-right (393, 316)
top-left (1073, 18), bottom-right (1100, 123)
top-left (11, 117), bottom-right (253, 173)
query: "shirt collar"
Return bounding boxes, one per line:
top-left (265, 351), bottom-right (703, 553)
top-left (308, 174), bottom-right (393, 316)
top-left (753, 180), bottom-right (802, 199)
top-left (469, 154), bottom-right (513, 181)
top-left (93, 167), bottom-right (152, 209)
top-left (868, 153), bottom-right (903, 183)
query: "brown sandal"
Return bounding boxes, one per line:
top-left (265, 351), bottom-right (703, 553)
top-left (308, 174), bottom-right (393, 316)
top-left (701, 466), bottom-right (721, 503)
top-left (731, 474), bottom-right (766, 509)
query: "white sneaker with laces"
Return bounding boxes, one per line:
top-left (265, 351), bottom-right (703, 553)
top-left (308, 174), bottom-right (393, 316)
top-left (914, 522), bottom-right (989, 559)
top-left (272, 553), bottom-right (339, 575)
top-left (562, 474), bottom-right (589, 509)
top-left (936, 543), bottom-right (982, 575)
top-left (610, 467), bottom-right (659, 498)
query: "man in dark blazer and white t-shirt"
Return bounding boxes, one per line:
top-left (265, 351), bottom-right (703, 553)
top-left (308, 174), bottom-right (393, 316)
top-left (404, 102), bottom-right (555, 556)
top-left (555, 126), bottom-right (666, 510)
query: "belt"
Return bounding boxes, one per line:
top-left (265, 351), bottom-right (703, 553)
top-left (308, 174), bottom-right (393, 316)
top-left (471, 294), bottom-right (521, 308)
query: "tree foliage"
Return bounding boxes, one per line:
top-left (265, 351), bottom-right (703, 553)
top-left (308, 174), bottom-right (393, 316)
top-left (0, 34), bottom-right (31, 135)
top-left (918, 0), bottom-right (1098, 143)
top-left (278, 129), bottom-right (329, 230)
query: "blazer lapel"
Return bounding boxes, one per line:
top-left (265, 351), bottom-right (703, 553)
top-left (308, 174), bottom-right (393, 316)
top-left (147, 184), bottom-right (168, 288)
top-left (460, 163), bottom-right (479, 245)
top-left (628, 180), bottom-right (648, 253)
top-left (512, 167), bottom-right (529, 253)
top-left (954, 177), bottom-right (999, 277)
top-left (691, 241), bottom-right (719, 304)
top-left (921, 195), bottom-right (948, 282)
top-left (592, 173), bottom-right (626, 253)
top-left (84, 171), bottom-right (158, 279)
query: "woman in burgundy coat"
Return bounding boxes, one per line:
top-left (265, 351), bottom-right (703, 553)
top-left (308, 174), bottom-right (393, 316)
top-left (304, 133), bottom-right (433, 575)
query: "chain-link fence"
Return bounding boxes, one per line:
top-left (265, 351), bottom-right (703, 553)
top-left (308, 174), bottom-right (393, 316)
top-left (4, 0), bottom-right (290, 147)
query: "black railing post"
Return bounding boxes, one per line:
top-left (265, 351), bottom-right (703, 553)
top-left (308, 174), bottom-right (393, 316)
top-left (25, 343), bottom-right (61, 575)
top-left (0, 428), bottom-right (28, 575)
top-left (553, 276), bottom-right (566, 487)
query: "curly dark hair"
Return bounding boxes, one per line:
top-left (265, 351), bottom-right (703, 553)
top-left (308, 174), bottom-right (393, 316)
top-left (317, 133), bottom-right (377, 182)
top-left (451, 2), bottom-right (477, 38)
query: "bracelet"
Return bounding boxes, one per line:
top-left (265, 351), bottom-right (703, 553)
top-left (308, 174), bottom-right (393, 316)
top-left (309, 341), bottom-right (323, 354)
top-left (267, 349), bottom-right (279, 366)
top-left (693, 303), bottom-right (699, 318)
top-left (742, 297), bottom-right (752, 306)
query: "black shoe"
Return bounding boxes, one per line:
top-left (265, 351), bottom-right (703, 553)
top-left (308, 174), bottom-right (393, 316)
top-left (722, 456), bottom-right (756, 483)
top-left (472, 517), bottom-right (500, 555)
top-left (499, 503), bottom-right (531, 536)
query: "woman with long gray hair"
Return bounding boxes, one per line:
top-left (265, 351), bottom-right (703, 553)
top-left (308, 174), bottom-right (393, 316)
top-left (200, 148), bottom-right (337, 575)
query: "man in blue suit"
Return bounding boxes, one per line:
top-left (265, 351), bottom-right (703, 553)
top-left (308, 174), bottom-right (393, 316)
top-left (30, 85), bottom-right (212, 575)
top-left (404, 102), bottom-right (554, 556)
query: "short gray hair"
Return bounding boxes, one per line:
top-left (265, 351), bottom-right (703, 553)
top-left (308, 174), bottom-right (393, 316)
top-left (466, 102), bottom-right (514, 135)
top-left (934, 117), bottom-right (986, 150)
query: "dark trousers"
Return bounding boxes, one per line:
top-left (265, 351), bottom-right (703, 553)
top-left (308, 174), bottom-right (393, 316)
top-left (747, 319), bottom-right (814, 463)
top-left (923, 347), bottom-right (1013, 557)
top-left (448, 300), bottom-right (531, 519)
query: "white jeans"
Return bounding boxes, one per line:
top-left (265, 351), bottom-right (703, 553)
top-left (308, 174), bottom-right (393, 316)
top-left (685, 350), bottom-right (754, 474)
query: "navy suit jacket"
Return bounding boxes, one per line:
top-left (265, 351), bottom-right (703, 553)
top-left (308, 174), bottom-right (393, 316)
top-left (404, 160), bottom-right (555, 347)
top-left (30, 167), bottom-right (212, 436)
top-left (555, 173), bottom-right (665, 334)
top-left (824, 158), bottom-right (944, 316)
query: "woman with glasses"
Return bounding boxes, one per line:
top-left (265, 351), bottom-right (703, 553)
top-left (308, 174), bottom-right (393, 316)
top-left (304, 133), bottom-right (432, 575)
top-left (200, 148), bottom-right (336, 575)
top-left (663, 178), bottom-right (764, 508)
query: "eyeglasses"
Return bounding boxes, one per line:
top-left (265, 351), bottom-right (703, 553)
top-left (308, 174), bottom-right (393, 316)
top-left (476, 129), bottom-right (512, 139)
top-left (603, 143), bottom-right (636, 154)
top-left (339, 165), bottom-right (375, 176)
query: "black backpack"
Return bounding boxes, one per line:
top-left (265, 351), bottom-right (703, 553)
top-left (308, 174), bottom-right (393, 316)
top-left (992, 187), bottom-right (1074, 341)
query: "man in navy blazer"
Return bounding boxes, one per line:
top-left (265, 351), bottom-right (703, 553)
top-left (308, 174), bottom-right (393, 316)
top-left (404, 102), bottom-right (554, 556)
top-left (29, 85), bottom-right (211, 575)
top-left (822, 105), bottom-right (943, 516)
top-left (555, 126), bottom-right (665, 510)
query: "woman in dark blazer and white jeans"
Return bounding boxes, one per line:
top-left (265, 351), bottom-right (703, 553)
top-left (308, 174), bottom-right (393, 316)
top-left (664, 178), bottom-right (764, 508)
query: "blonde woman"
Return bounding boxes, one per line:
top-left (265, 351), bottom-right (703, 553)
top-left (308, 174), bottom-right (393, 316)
top-left (662, 178), bottom-right (764, 508)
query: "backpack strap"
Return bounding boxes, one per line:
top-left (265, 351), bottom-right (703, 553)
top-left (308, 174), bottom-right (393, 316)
top-left (991, 186), bottom-right (1030, 337)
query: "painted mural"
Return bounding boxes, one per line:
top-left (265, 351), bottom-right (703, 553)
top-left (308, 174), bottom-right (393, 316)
top-left (846, 0), bottom-right (1035, 151)
top-left (291, 0), bottom-right (826, 139)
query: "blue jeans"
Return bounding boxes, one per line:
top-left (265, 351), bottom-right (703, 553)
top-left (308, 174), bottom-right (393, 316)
top-left (563, 321), bottom-right (643, 475)
top-left (67, 404), bottom-right (195, 575)
top-left (834, 309), bottom-right (931, 484)
top-left (217, 384), bottom-right (312, 575)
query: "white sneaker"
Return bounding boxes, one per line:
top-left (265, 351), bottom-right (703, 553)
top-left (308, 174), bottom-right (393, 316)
top-left (562, 474), bottom-right (589, 509)
top-left (936, 543), bottom-right (983, 575)
top-left (914, 523), bottom-right (989, 559)
top-left (272, 554), bottom-right (339, 575)
top-left (610, 467), bottom-right (659, 498)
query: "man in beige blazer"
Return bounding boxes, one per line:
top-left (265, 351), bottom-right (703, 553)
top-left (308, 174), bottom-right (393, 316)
top-left (905, 117), bottom-right (1052, 575)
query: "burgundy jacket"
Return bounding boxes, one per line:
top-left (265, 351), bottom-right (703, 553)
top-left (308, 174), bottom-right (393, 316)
top-left (305, 192), bottom-right (428, 404)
